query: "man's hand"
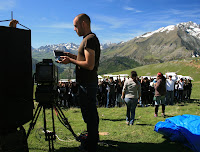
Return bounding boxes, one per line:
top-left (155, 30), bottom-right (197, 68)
top-left (57, 56), bottom-right (71, 64)
top-left (9, 19), bottom-right (18, 28)
top-left (64, 52), bottom-right (77, 59)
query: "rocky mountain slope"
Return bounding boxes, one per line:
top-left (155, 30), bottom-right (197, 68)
top-left (101, 21), bottom-right (200, 65)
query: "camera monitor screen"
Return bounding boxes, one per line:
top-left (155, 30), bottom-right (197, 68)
top-left (54, 50), bottom-right (65, 61)
top-left (36, 65), bottom-right (53, 82)
top-left (39, 66), bottom-right (52, 78)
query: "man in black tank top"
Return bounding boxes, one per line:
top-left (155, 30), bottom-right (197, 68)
top-left (59, 13), bottom-right (101, 152)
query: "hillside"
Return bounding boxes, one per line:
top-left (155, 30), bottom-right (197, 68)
top-left (113, 57), bottom-right (200, 81)
top-left (101, 22), bottom-right (200, 65)
top-left (98, 56), bottom-right (141, 74)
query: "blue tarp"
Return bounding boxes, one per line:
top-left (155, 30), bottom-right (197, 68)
top-left (154, 114), bottom-right (200, 152)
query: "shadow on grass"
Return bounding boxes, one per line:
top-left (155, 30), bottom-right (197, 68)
top-left (163, 114), bottom-right (175, 118)
top-left (52, 138), bottom-right (193, 152)
top-left (136, 123), bottom-right (154, 126)
top-left (101, 118), bottom-right (139, 122)
top-left (101, 118), bottom-right (125, 122)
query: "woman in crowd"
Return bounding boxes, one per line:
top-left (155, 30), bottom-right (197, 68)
top-left (141, 77), bottom-right (150, 107)
top-left (154, 72), bottom-right (166, 117)
top-left (121, 71), bottom-right (141, 125)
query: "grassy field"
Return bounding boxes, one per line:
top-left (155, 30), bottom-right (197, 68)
top-left (25, 58), bottom-right (200, 151)
top-left (24, 102), bottom-right (200, 152)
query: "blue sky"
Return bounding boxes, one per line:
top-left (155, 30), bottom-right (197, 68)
top-left (0, 0), bottom-right (200, 48)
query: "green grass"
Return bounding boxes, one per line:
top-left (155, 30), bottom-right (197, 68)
top-left (26, 58), bottom-right (200, 151)
top-left (24, 102), bottom-right (200, 152)
top-left (191, 81), bottom-right (200, 99)
top-left (113, 58), bottom-right (200, 99)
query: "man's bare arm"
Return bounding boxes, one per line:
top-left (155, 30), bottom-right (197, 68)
top-left (59, 48), bottom-right (95, 70)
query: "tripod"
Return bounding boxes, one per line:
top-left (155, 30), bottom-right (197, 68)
top-left (26, 102), bottom-right (78, 152)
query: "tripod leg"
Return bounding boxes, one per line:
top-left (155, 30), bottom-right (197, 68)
top-left (43, 105), bottom-right (56, 152)
top-left (51, 105), bottom-right (56, 139)
top-left (27, 104), bottom-right (42, 138)
top-left (54, 105), bottom-right (78, 139)
top-left (51, 105), bottom-right (56, 151)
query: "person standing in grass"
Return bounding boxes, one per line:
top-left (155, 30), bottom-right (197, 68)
top-left (166, 75), bottom-right (175, 105)
top-left (154, 72), bottom-right (166, 117)
top-left (178, 78), bottom-right (184, 104)
top-left (121, 71), bottom-right (141, 125)
top-left (59, 13), bottom-right (100, 152)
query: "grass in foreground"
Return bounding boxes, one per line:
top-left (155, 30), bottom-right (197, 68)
top-left (24, 102), bottom-right (200, 152)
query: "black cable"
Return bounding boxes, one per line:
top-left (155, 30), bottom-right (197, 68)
top-left (0, 19), bottom-right (30, 30)
top-left (0, 19), bottom-right (11, 22)
top-left (18, 22), bottom-right (31, 30)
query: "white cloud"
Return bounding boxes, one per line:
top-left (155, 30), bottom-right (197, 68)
top-left (123, 6), bottom-right (142, 13)
top-left (0, 0), bottom-right (15, 10)
top-left (168, 8), bottom-right (200, 18)
top-left (124, 6), bottom-right (134, 11)
top-left (95, 15), bottom-right (131, 29)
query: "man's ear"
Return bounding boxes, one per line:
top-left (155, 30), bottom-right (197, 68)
top-left (82, 21), bottom-right (88, 29)
top-left (82, 21), bottom-right (86, 28)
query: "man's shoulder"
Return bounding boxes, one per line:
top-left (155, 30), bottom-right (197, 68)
top-left (84, 33), bottom-right (97, 40)
top-left (83, 33), bottom-right (100, 47)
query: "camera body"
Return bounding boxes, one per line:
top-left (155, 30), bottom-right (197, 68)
top-left (35, 59), bottom-right (59, 104)
top-left (35, 59), bottom-right (58, 83)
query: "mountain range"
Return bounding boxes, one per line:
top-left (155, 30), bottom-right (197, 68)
top-left (101, 21), bottom-right (200, 65)
top-left (32, 21), bottom-right (200, 75)
top-left (32, 42), bottom-right (115, 54)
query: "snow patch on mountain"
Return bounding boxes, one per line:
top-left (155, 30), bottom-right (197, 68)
top-left (141, 25), bottom-right (175, 38)
top-left (139, 21), bottom-right (200, 39)
top-left (33, 42), bottom-right (117, 52)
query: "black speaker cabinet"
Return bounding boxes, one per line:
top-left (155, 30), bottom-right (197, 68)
top-left (0, 26), bottom-right (33, 130)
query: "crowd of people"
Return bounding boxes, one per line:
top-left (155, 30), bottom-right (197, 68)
top-left (57, 81), bottom-right (79, 108)
top-left (57, 74), bottom-right (193, 109)
top-left (97, 74), bottom-right (192, 107)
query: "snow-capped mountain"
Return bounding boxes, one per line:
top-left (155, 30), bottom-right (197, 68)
top-left (140, 21), bottom-right (200, 39)
top-left (178, 21), bottom-right (200, 38)
top-left (32, 21), bottom-right (200, 65)
top-left (32, 41), bottom-right (117, 63)
top-left (35, 43), bottom-right (79, 53)
top-left (102, 21), bottom-right (200, 64)
top-left (32, 42), bottom-right (116, 53)
top-left (100, 42), bottom-right (124, 50)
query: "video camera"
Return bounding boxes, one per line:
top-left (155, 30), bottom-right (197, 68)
top-left (35, 59), bottom-right (58, 83)
top-left (35, 59), bottom-right (59, 104)
top-left (27, 59), bottom-right (81, 151)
